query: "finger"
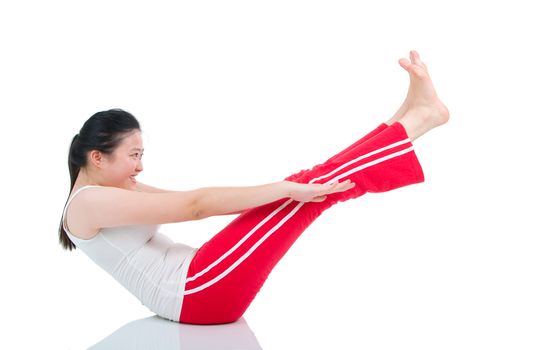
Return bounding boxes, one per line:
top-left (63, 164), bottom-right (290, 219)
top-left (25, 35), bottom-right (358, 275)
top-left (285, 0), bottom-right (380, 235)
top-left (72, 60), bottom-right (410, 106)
top-left (332, 179), bottom-right (353, 191)
top-left (311, 196), bottom-right (327, 202)
top-left (344, 181), bottom-right (356, 190)
top-left (337, 181), bottom-right (354, 191)
top-left (321, 179), bottom-right (345, 190)
top-left (319, 181), bottom-right (338, 193)
top-left (319, 179), bottom-right (353, 195)
top-left (332, 184), bottom-right (354, 194)
top-left (323, 180), bottom-right (339, 186)
top-left (317, 185), bottom-right (345, 196)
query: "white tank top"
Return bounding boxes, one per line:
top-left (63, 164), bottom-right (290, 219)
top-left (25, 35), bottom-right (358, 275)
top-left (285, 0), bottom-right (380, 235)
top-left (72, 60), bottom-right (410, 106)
top-left (62, 185), bottom-right (198, 322)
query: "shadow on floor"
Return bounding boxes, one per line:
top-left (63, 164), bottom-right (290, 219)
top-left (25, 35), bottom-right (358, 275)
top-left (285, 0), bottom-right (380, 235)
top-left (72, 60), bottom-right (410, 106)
top-left (88, 315), bottom-right (263, 349)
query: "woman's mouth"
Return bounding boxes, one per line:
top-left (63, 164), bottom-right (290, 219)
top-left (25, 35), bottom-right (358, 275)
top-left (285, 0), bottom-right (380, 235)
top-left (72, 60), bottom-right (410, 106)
top-left (130, 176), bottom-right (137, 183)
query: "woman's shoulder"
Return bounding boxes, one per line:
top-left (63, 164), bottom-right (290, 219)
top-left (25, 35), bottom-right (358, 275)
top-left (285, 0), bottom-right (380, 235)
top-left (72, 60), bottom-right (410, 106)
top-left (63, 185), bottom-right (103, 240)
top-left (65, 183), bottom-right (196, 234)
top-left (63, 184), bottom-right (156, 240)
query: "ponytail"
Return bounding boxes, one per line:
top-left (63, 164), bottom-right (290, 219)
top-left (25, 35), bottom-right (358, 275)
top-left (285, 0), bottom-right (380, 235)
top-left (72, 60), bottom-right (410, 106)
top-left (59, 134), bottom-right (81, 251)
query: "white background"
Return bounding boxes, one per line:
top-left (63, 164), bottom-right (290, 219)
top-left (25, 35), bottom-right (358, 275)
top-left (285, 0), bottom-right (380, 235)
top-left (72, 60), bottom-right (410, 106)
top-left (1, 0), bottom-right (534, 349)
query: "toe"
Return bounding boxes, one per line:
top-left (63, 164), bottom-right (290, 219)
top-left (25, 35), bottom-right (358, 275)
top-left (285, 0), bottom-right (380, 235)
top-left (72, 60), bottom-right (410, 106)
top-left (399, 58), bottom-right (411, 71)
top-left (410, 51), bottom-right (416, 63)
top-left (411, 50), bottom-right (426, 69)
top-left (399, 58), bottom-right (426, 78)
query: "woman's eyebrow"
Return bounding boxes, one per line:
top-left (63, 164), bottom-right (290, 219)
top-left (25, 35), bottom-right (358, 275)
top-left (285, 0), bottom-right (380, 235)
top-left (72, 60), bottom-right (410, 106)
top-left (130, 147), bottom-right (144, 151)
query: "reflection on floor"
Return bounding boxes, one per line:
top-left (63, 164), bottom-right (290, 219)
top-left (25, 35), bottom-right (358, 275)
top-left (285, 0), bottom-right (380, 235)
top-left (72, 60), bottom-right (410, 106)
top-left (88, 315), bottom-right (263, 349)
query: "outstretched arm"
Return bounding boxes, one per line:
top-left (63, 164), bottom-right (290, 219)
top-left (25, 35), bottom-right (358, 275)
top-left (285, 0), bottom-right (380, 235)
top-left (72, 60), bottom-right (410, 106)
top-left (137, 180), bottom-right (352, 219)
top-left (136, 181), bottom-right (246, 215)
top-left (192, 180), bottom-right (353, 219)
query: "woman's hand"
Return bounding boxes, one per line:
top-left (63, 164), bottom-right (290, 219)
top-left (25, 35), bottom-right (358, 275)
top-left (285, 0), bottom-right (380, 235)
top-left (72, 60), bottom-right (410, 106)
top-left (285, 179), bottom-right (356, 202)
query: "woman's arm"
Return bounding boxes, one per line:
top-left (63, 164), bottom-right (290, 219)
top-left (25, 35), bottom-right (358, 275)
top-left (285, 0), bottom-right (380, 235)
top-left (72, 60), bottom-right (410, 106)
top-left (192, 181), bottom-right (291, 219)
top-left (136, 181), bottom-right (246, 215)
top-left (139, 180), bottom-right (352, 218)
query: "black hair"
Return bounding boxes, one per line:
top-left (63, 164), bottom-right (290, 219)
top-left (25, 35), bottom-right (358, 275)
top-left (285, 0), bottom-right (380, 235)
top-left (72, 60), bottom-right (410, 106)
top-left (59, 108), bottom-right (141, 251)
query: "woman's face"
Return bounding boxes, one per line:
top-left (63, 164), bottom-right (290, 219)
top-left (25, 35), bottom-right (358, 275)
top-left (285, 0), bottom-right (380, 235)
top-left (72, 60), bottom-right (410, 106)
top-left (101, 130), bottom-right (144, 190)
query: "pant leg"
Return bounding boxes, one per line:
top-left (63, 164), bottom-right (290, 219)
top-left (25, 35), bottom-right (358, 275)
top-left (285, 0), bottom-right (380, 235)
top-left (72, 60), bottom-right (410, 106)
top-left (285, 122), bottom-right (388, 181)
top-left (179, 121), bottom-right (424, 324)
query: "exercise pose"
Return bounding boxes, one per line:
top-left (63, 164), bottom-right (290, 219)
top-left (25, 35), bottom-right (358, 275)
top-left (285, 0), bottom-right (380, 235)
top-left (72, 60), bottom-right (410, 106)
top-left (60, 50), bottom-right (449, 324)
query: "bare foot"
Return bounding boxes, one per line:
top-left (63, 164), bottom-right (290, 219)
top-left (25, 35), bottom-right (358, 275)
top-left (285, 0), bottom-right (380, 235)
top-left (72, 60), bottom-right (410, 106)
top-left (386, 50), bottom-right (429, 125)
top-left (393, 51), bottom-right (450, 141)
top-left (386, 50), bottom-right (450, 132)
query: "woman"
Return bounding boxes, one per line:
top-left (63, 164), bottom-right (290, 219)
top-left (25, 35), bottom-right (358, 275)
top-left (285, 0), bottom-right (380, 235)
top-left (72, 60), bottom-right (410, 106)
top-left (60, 50), bottom-right (449, 325)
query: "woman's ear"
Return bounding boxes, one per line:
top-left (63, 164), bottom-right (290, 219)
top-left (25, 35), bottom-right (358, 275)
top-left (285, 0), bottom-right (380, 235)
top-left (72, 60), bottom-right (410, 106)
top-left (88, 150), bottom-right (104, 167)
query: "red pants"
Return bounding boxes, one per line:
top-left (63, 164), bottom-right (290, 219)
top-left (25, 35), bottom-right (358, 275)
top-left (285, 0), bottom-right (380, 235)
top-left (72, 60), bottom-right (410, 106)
top-left (179, 121), bottom-right (425, 324)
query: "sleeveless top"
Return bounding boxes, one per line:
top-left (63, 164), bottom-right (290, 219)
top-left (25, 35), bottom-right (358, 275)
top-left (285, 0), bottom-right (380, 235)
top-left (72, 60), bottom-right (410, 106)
top-left (62, 185), bottom-right (198, 322)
